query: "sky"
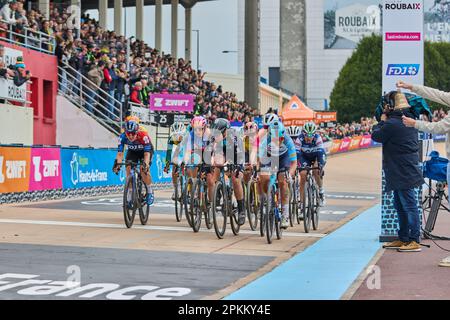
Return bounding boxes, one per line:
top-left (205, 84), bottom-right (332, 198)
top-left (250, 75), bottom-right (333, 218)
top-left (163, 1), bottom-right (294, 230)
top-left (86, 0), bottom-right (239, 74)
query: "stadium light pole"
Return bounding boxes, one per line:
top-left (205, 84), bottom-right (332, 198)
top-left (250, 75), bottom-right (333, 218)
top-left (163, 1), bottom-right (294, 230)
top-left (178, 28), bottom-right (200, 70)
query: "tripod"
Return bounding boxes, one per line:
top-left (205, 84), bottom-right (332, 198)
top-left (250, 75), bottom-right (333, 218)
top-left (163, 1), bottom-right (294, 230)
top-left (422, 180), bottom-right (450, 240)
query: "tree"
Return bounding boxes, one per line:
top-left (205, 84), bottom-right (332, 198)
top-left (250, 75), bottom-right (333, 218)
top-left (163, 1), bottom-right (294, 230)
top-left (329, 35), bottom-right (450, 122)
top-left (329, 35), bottom-right (382, 123)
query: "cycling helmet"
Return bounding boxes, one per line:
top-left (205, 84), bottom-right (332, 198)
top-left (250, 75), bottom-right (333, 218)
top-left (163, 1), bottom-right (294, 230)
top-left (263, 113), bottom-right (279, 127)
top-left (211, 118), bottom-right (231, 134)
top-left (286, 126), bottom-right (302, 137)
top-left (303, 121), bottom-right (317, 136)
top-left (268, 120), bottom-right (285, 138)
top-left (125, 120), bottom-right (139, 134)
top-left (125, 115), bottom-right (140, 124)
top-left (170, 122), bottom-right (186, 135)
top-left (244, 122), bottom-right (258, 134)
top-left (191, 116), bottom-right (207, 129)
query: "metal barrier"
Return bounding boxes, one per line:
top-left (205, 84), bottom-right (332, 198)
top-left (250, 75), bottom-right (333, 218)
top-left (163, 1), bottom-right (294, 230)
top-left (0, 19), bottom-right (56, 55)
top-left (58, 62), bottom-right (123, 135)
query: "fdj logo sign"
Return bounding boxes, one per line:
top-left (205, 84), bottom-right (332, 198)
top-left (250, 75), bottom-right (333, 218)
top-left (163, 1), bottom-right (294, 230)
top-left (386, 64), bottom-right (420, 76)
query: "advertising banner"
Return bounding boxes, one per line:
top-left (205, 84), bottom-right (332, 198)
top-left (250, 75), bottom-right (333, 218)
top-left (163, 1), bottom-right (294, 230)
top-left (324, 0), bottom-right (382, 49)
top-left (349, 136), bottom-right (363, 151)
top-left (339, 137), bottom-right (352, 153)
top-left (149, 94), bottom-right (194, 112)
top-left (325, 0), bottom-right (450, 49)
top-left (61, 148), bottom-right (125, 189)
top-left (29, 148), bottom-right (62, 191)
top-left (330, 139), bottom-right (342, 154)
top-left (0, 147), bottom-right (31, 193)
top-left (360, 134), bottom-right (373, 148)
top-left (151, 151), bottom-right (173, 184)
top-left (382, 0), bottom-right (424, 94)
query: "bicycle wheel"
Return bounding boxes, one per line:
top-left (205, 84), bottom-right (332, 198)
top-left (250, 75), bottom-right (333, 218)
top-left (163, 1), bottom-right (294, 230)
top-left (138, 180), bottom-right (150, 225)
top-left (184, 178), bottom-right (195, 228)
top-left (303, 180), bottom-right (312, 233)
top-left (266, 190), bottom-right (275, 244)
top-left (202, 180), bottom-right (213, 230)
top-left (246, 180), bottom-right (258, 231)
top-left (212, 180), bottom-right (227, 239)
top-left (274, 190), bottom-right (283, 240)
top-left (190, 178), bottom-right (202, 232)
top-left (174, 178), bottom-right (183, 222)
top-left (123, 175), bottom-right (137, 228)
top-left (230, 192), bottom-right (240, 236)
top-left (312, 183), bottom-right (320, 231)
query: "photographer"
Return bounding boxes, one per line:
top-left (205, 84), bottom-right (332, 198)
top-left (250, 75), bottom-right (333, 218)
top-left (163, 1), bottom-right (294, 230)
top-left (398, 80), bottom-right (450, 266)
top-left (372, 90), bottom-right (424, 252)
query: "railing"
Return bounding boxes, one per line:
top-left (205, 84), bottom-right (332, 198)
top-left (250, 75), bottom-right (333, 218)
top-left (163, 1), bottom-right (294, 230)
top-left (0, 19), bottom-right (56, 54)
top-left (57, 62), bottom-right (123, 135)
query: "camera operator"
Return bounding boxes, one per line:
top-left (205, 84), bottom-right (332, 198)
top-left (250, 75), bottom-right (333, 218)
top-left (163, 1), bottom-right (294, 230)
top-left (398, 80), bottom-right (450, 266)
top-left (372, 90), bottom-right (424, 252)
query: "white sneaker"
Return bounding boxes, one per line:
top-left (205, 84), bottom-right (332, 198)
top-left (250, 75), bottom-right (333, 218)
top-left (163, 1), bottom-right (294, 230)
top-left (439, 256), bottom-right (450, 267)
top-left (281, 216), bottom-right (289, 229)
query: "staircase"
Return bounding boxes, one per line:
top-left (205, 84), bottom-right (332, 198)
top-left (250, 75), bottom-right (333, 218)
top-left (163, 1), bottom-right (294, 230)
top-left (57, 63), bottom-right (123, 135)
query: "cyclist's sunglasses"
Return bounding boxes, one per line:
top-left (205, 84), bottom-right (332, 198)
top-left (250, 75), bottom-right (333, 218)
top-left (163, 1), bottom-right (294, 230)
top-left (126, 131), bottom-right (137, 137)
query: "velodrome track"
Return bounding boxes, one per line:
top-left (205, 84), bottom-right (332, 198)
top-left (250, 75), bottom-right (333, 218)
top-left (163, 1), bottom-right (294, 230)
top-left (0, 147), bottom-right (384, 300)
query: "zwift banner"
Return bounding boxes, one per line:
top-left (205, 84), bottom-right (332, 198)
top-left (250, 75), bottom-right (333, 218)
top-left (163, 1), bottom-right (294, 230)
top-left (149, 94), bottom-right (194, 113)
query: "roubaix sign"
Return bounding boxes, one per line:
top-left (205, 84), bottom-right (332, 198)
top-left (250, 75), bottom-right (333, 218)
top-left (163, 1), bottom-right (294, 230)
top-left (382, 0), bottom-right (424, 93)
top-left (0, 47), bottom-right (27, 103)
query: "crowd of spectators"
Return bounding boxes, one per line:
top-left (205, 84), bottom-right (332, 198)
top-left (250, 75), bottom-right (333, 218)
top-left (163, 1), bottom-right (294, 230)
top-left (1, 0), bottom-right (381, 136)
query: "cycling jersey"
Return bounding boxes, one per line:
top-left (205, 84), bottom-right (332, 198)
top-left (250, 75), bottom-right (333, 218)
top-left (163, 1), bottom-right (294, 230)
top-left (177, 130), bottom-right (212, 166)
top-left (298, 133), bottom-right (325, 154)
top-left (297, 133), bottom-right (326, 168)
top-left (258, 132), bottom-right (297, 160)
top-left (258, 132), bottom-right (297, 171)
top-left (165, 130), bottom-right (189, 166)
top-left (118, 129), bottom-right (153, 153)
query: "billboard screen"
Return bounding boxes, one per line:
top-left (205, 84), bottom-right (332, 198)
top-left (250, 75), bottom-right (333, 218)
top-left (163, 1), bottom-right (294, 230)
top-left (325, 0), bottom-right (450, 49)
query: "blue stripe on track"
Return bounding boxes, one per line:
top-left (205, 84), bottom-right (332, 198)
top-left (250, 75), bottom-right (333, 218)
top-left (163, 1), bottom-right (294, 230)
top-left (224, 204), bottom-right (382, 300)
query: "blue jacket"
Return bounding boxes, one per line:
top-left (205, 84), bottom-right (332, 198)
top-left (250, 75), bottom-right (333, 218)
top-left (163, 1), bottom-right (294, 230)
top-left (372, 109), bottom-right (424, 192)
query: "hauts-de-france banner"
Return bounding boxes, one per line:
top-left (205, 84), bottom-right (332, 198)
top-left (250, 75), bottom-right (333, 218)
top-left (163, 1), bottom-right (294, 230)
top-left (382, 0), bottom-right (424, 94)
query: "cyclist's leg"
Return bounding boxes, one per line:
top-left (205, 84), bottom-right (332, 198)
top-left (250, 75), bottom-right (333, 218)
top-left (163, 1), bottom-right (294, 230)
top-left (139, 152), bottom-right (153, 205)
top-left (232, 168), bottom-right (245, 224)
top-left (206, 166), bottom-right (219, 203)
top-left (313, 151), bottom-right (326, 200)
top-left (124, 151), bottom-right (139, 206)
top-left (299, 154), bottom-right (311, 203)
top-left (278, 154), bottom-right (291, 227)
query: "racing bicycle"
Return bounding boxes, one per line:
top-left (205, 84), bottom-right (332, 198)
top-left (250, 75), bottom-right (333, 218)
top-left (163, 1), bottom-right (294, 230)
top-left (300, 166), bottom-right (321, 233)
top-left (185, 164), bottom-right (213, 233)
top-left (118, 161), bottom-right (150, 228)
top-left (212, 164), bottom-right (244, 239)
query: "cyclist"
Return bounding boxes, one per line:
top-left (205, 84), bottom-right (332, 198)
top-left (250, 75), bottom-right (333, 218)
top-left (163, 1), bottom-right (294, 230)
top-left (258, 121), bottom-right (297, 229)
top-left (298, 121), bottom-right (327, 205)
top-left (242, 121), bottom-right (259, 184)
top-left (177, 116), bottom-right (215, 206)
top-left (113, 118), bottom-right (155, 206)
top-left (210, 118), bottom-right (247, 225)
top-left (164, 122), bottom-right (188, 200)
